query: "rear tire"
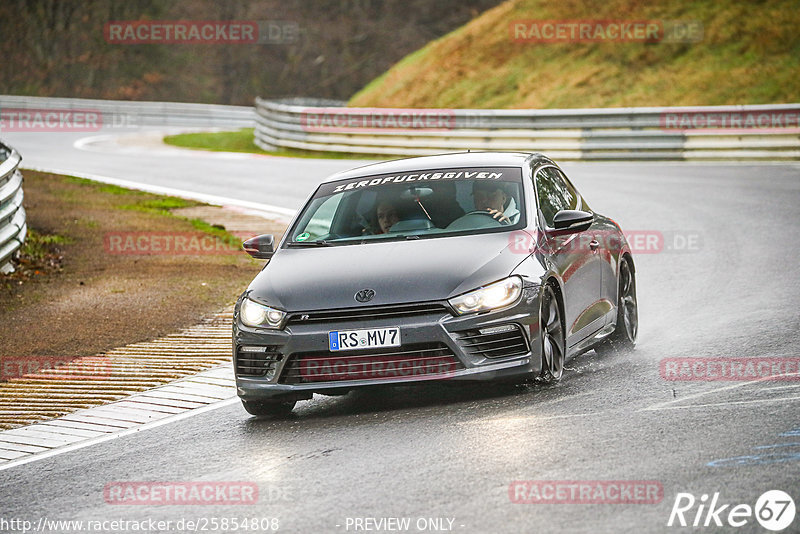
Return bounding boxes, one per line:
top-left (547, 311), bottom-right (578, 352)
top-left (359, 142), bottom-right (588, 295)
top-left (241, 399), bottom-right (296, 417)
top-left (597, 256), bottom-right (637, 353)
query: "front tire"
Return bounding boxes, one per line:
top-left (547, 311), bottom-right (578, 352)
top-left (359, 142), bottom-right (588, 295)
top-left (538, 284), bottom-right (565, 383)
top-left (241, 399), bottom-right (296, 417)
top-left (598, 256), bottom-right (637, 353)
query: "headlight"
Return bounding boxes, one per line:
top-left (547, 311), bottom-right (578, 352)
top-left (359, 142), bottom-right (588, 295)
top-left (240, 298), bottom-right (286, 329)
top-left (449, 276), bottom-right (523, 315)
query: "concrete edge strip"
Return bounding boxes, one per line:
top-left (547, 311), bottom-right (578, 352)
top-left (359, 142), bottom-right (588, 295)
top-left (20, 164), bottom-right (297, 221)
top-left (0, 367), bottom-right (239, 472)
top-left (73, 131), bottom-right (268, 160)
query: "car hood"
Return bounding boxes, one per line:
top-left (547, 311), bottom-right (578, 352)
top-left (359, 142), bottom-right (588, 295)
top-left (246, 232), bottom-right (531, 311)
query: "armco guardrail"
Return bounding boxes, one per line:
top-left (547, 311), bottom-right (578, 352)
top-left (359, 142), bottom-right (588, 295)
top-left (255, 98), bottom-right (800, 160)
top-left (1, 95), bottom-right (255, 128)
top-left (0, 142), bottom-right (26, 274)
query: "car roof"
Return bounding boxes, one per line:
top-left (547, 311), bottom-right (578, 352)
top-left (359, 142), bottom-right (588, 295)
top-left (321, 151), bottom-right (553, 183)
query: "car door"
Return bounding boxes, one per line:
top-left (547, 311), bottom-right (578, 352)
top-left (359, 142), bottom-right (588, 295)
top-left (533, 165), bottom-right (605, 348)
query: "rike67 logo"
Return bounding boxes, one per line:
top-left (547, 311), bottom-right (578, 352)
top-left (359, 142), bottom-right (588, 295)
top-left (668, 490), bottom-right (796, 531)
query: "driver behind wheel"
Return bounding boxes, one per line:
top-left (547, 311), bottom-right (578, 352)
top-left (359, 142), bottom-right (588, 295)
top-left (472, 181), bottom-right (519, 224)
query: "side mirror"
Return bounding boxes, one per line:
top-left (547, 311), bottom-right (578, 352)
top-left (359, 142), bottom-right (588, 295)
top-left (552, 210), bottom-right (593, 233)
top-left (243, 234), bottom-right (275, 259)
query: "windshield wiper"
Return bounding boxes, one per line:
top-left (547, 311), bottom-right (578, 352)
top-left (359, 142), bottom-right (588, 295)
top-left (287, 240), bottom-right (332, 247)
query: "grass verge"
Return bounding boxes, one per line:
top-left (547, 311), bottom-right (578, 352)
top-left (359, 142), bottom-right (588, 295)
top-left (163, 128), bottom-right (389, 160)
top-left (0, 170), bottom-right (282, 366)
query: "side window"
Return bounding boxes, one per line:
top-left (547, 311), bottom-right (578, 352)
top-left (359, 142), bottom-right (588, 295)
top-left (534, 168), bottom-right (566, 226)
top-left (549, 168), bottom-right (579, 211)
top-left (534, 167), bottom-right (580, 227)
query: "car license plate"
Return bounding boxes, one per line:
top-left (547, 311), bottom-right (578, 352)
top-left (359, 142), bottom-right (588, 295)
top-left (329, 328), bottom-right (400, 351)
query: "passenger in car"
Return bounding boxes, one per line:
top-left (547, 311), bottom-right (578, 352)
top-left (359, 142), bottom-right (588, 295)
top-left (374, 199), bottom-right (401, 234)
top-left (360, 192), bottom-right (400, 235)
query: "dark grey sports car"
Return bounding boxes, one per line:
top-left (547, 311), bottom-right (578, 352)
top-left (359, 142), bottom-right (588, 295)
top-left (234, 152), bottom-right (637, 415)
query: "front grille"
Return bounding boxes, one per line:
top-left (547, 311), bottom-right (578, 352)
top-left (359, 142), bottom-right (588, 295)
top-left (280, 342), bottom-right (463, 384)
top-left (236, 346), bottom-right (283, 377)
top-left (285, 302), bottom-right (451, 325)
top-left (454, 325), bottom-right (529, 359)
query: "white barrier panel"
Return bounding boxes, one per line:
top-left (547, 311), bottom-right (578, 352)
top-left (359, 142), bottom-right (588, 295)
top-left (0, 144), bottom-right (25, 273)
top-left (1, 95), bottom-right (255, 128)
top-left (254, 98), bottom-right (800, 160)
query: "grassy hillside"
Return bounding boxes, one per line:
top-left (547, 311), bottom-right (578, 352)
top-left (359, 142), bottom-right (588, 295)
top-left (349, 0), bottom-right (800, 109)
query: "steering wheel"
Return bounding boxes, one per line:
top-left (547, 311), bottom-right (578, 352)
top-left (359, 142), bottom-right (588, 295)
top-left (462, 210), bottom-right (511, 225)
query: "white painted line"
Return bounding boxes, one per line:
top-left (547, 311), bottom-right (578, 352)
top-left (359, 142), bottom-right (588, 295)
top-left (761, 384), bottom-right (800, 392)
top-left (21, 165), bottom-right (297, 221)
top-left (643, 374), bottom-right (800, 412)
top-left (0, 397), bottom-right (238, 472)
top-left (643, 395), bottom-right (800, 411)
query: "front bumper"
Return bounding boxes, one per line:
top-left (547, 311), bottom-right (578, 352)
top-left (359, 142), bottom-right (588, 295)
top-left (233, 292), bottom-right (543, 401)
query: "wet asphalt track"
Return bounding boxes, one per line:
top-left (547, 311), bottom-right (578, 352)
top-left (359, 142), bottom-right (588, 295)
top-left (1, 127), bottom-right (799, 533)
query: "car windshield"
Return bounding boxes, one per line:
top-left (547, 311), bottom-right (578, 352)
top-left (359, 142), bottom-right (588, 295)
top-left (286, 166), bottom-right (525, 245)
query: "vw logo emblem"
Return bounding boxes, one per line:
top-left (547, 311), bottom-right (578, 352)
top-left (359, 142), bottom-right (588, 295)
top-left (354, 288), bottom-right (375, 303)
